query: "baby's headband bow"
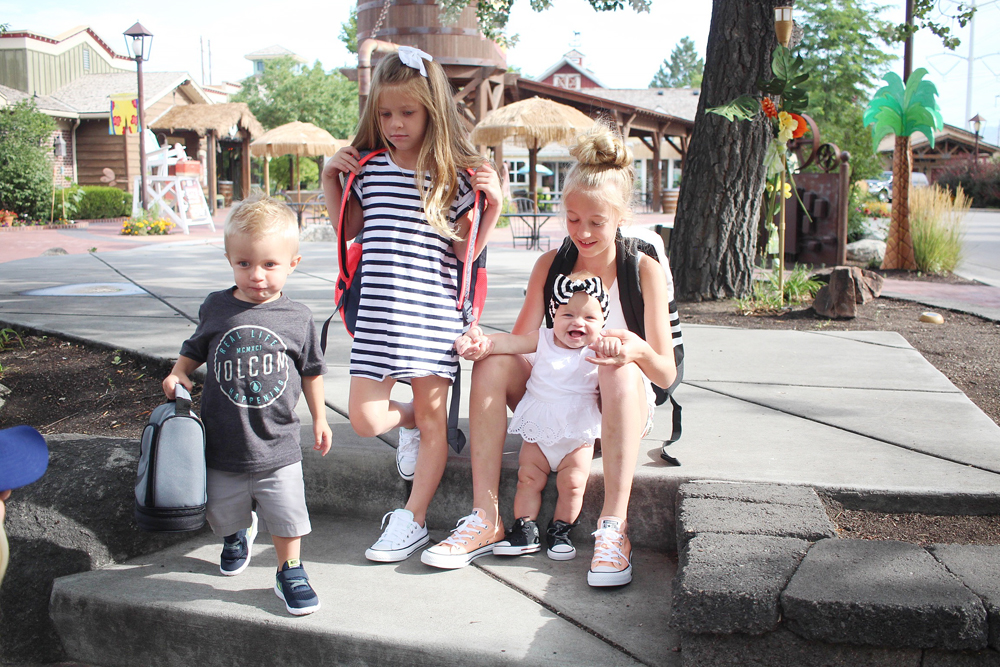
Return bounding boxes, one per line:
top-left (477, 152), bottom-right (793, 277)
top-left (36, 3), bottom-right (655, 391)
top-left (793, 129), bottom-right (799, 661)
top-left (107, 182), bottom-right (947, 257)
top-left (398, 46), bottom-right (433, 78)
top-left (548, 274), bottom-right (610, 322)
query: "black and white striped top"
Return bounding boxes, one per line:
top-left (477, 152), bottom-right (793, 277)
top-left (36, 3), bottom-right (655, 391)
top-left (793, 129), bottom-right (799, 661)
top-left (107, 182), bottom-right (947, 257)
top-left (348, 151), bottom-right (475, 381)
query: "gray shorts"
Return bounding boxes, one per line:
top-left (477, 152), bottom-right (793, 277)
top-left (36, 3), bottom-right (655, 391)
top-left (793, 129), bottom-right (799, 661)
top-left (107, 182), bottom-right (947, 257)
top-left (206, 461), bottom-right (312, 539)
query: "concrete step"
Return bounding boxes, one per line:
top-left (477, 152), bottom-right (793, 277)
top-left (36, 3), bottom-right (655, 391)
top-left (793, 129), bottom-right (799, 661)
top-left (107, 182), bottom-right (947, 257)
top-left (51, 515), bottom-right (680, 667)
top-left (305, 410), bottom-right (682, 553)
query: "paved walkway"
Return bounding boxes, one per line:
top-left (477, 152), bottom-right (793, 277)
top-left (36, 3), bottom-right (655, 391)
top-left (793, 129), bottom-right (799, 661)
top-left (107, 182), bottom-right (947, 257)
top-left (3, 214), bottom-right (1000, 665)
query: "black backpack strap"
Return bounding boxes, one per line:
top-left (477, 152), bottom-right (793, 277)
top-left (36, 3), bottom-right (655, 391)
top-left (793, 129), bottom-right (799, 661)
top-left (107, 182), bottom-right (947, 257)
top-left (543, 237), bottom-right (577, 328)
top-left (616, 232), bottom-right (659, 341)
top-left (447, 370), bottom-right (466, 453)
top-left (173, 384), bottom-right (192, 416)
top-left (615, 233), bottom-right (686, 461)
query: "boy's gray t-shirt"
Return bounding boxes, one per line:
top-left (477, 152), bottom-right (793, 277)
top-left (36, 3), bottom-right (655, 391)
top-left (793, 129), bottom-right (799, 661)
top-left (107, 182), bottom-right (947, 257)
top-left (180, 288), bottom-right (327, 473)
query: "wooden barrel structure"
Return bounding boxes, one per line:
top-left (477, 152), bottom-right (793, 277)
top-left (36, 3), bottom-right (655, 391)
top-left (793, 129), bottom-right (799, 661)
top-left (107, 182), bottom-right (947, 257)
top-left (357, 0), bottom-right (506, 70)
top-left (662, 189), bottom-right (680, 215)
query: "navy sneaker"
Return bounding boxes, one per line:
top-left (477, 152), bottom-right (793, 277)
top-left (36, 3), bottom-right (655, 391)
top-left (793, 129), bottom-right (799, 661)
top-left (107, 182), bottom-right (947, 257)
top-left (220, 511), bottom-right (258, 576)
top-left (493, 517), bottom-right (540, 556)
top-left (274, 559), bottom-right (320, 616)
top-left (546, 518), bottom-right (579, 561)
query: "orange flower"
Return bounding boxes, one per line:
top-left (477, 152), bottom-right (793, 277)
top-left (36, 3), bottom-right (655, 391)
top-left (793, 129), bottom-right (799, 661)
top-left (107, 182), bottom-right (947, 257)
top-left (790, 113), bottom-right (807, 139)
top-left (761, 98), bottom-right (778, 119)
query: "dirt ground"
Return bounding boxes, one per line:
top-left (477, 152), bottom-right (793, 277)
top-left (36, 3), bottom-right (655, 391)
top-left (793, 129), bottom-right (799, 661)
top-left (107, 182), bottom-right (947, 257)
top-left (1, 279), bottom-right (999, 545)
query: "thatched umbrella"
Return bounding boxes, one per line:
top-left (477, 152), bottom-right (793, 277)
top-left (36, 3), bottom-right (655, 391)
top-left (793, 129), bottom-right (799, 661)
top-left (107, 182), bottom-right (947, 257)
top-left (471, 97), bottom-right (594, 211)
top-left (251, 121), bottom-right (349, 197)
top-left (151, 103), bottom-right (265, 212)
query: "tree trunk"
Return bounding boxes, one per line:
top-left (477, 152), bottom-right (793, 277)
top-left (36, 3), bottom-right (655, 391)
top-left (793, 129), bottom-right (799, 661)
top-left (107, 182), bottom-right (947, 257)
top-left (881, 135), bottom-right (917, 270)
top-left (670, 0), bottom-right (785, 301)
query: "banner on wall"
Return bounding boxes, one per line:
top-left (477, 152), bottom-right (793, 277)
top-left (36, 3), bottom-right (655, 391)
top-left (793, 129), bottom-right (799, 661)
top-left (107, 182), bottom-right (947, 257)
top-left (109, 93), bottom-right (139, 135)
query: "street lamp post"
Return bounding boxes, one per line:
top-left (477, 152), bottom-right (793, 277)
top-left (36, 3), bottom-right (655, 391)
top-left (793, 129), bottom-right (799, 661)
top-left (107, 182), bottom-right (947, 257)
top-left (970, 113), bottom-right (984, 170)
top-left (124, 22), bottom-right (153, 212)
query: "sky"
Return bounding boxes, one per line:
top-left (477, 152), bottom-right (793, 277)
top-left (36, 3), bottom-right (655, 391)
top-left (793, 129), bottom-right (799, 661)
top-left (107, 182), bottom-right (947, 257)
top-left (3, 0), bottom-right (999, 144)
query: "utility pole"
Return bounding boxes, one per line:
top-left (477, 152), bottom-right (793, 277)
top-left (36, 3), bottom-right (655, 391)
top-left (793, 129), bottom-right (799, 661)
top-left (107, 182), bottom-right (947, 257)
top-left (966, 0), bottom-right (977, 128)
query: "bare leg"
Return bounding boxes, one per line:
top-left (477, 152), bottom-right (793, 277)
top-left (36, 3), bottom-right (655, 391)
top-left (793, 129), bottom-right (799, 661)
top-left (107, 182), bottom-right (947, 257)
top-left (596, 363), bottom-right (648, 520)
top-left (403, 375), bottom-right (451, 527)
top-left (273, 535), bottom-right (301, 567)
top-left (511, 441), bottom-right (550, 521)
top-left (553, 444), bottom-right (594, 524)
top-left (468, 353), bottom-right (532, 526)
top-left (348, 376), bottom-right (415, 438)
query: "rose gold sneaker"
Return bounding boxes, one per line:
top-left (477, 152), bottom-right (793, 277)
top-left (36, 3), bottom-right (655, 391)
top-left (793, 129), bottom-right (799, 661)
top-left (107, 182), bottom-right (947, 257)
top-left (420, 508), bottom-right (504, 570)
top-left (587, 516), bottom-right (633, 587)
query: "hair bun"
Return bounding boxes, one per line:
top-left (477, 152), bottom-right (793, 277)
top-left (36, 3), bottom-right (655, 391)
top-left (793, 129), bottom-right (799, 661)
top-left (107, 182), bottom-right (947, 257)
top-left (570, 124), bottom-right (633, 169)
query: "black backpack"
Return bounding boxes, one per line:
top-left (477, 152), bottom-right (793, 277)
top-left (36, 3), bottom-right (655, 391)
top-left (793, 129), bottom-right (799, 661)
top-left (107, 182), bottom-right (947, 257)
top-left (543, 232), bottom-right (685, 462)
top-left (321, 149), bottom-right (489, 453)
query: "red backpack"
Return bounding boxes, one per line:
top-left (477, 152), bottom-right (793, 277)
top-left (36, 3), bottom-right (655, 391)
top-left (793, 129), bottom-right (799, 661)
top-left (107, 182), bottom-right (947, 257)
top-left (321, 149), bottom-right (489, 452)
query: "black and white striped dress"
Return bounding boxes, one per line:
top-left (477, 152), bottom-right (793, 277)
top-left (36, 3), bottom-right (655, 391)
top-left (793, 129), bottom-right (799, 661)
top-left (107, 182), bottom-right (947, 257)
top-left (348, 152), bottom-right (475, 381)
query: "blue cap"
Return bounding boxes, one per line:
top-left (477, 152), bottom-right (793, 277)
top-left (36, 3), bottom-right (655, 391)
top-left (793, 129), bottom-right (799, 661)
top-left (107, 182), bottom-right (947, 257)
top-left (0, 426), bottom-right (49, 491)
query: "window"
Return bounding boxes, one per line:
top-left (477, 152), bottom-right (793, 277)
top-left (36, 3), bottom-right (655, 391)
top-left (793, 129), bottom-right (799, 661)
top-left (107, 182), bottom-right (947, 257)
top-left (507, 161), bottom-right (528, 185)
top-left (83, 47), bottom-right (91, 71)
top-left (553, 74), bottom-right (581, 91)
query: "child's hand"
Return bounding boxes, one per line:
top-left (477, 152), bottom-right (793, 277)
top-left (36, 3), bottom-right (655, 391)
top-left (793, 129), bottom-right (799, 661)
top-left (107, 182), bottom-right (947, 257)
top-left (162, 373), bottom-right (191, 400)
top-left (455, 326), bottom-right (493, 360)
top-left (313, 420), bottom-right (332, 456)
top-left (324, 146), bottom-right (361, 180)
top-left (472, 161), bottom-right (502, 209)
top-left (588, 329), bottom-right (644, 366)
top-left (591, 334), bottom-right (623, 360)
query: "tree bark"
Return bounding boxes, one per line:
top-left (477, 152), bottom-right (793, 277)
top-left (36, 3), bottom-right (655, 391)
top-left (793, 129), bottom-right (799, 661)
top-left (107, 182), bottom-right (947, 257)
top-left (882, 135), bottom-right (916, 270)
top-left (670, 0), bottom-right (786, 301)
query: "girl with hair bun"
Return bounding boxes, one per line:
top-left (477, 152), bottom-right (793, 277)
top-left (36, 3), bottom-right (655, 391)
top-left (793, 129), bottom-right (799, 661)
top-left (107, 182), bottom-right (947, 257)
top-left (424, 122), bottom-right (677, 586)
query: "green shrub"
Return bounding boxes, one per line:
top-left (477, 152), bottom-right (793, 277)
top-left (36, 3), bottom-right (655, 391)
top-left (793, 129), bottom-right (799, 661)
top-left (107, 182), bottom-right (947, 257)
top-left (910, 185), bottom-right (969, 274)
top-left (72, 185), bottom-right (130, 219)
top-left (847, 186), bottom-right (866, 242)
top-left (0, 100), bottom-right (55, 219)
top-left (935, 161), bottom-right (1000, 208)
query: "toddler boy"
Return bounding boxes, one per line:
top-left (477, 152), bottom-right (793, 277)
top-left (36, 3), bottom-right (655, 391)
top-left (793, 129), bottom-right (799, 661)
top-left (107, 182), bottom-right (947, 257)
top-left (163, 193), bottom-right (331, 615)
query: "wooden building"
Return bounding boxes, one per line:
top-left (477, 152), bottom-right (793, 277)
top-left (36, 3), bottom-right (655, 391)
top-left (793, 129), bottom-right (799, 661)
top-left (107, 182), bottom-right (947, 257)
top-left (0, 26), bottom-right (213, 195)
top-left (151, 104), bottom-right (264, 211)
top-left (533, 50), bottom-right (605, 92)
top-left (878, 123), bottom-right (1000, 182)
top-left (0, 26), bottom-right (131, 95)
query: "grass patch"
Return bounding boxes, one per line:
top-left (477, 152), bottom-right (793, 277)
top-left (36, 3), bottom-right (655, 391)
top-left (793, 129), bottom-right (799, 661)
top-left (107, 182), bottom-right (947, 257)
top-left (910, 185), bottom-right (969, 274)
top-left (737, 264), bottom-right (823, 315)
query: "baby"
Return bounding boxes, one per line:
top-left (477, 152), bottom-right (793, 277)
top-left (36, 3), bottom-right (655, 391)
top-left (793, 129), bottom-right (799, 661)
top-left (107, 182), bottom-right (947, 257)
top-left (455, 272), bottom-right (620, 559)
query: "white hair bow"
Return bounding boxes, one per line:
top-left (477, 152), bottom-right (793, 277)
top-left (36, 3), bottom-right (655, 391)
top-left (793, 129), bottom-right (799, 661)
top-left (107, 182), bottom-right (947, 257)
top-left (398, 46), bottom-right (433, 77)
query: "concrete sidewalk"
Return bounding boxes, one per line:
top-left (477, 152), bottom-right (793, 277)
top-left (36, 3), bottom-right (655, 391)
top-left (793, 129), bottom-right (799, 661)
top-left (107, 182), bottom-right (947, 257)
top-left (3, 235), bottom-right (1000, 665)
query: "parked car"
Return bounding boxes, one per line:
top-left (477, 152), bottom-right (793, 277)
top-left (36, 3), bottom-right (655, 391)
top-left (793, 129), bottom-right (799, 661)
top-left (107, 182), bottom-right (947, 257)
top-left (866, 170), bottom-right (893, 201)
top-left (869, 171), bottom-right (929, 202)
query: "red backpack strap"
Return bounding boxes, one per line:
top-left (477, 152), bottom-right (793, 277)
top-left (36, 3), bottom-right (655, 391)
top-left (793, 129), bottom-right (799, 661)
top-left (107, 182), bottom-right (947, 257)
top-left (456, 167), bottom-right (486, 314)
top-left (337, 148), bottom-right (388, 284)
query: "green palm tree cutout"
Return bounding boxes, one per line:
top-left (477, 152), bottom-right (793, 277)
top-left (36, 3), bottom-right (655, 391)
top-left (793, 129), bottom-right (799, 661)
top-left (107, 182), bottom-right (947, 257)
top-left (863, 68), bottom-right (943, 153)
top-left (863, 68), bottom-right (943, 270)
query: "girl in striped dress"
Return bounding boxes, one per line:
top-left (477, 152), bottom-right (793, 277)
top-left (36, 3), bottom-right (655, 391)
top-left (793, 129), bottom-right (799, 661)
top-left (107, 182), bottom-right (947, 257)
top-left (322, 47), bottom-right (502, 562)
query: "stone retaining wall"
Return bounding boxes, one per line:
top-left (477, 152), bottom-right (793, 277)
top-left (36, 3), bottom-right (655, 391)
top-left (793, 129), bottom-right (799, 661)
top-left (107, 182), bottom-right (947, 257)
top-left (672, 481), bottom-right (1000, 666)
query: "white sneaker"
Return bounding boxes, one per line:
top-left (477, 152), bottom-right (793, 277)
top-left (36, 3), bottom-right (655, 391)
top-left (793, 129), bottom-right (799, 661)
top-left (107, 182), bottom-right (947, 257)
top-left (396, 427), bottom-right (420, 481)
top-left (365, 508), bottom-right (429, 562)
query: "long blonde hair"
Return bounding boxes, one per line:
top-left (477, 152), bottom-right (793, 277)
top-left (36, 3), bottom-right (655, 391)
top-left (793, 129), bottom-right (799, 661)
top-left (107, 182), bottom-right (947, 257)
top-left (562, 123), bottom-right (636, 222)
top-left (353, 51), bottom-right (482, 239)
